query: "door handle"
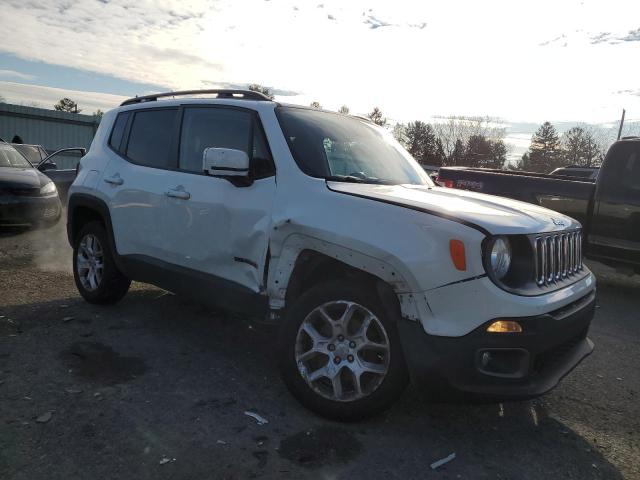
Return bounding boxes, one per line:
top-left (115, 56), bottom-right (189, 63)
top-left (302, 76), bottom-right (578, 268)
top-left (166, 189), bottom-right (191, 200)
top-left (103, 175), bottom-right (124, 186)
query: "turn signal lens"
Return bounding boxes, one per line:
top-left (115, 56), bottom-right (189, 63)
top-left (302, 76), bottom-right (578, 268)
top-left (487, 320), bottom-right (523, 333)
top-left (449, 239), bottom-right (466, 271)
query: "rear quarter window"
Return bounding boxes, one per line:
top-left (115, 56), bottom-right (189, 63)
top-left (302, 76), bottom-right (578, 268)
top-left (109, 112), bottom-right (130, 153)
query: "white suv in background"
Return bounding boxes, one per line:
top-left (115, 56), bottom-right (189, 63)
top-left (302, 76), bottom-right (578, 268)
top-left (67, 90), bottom-right (596, 420)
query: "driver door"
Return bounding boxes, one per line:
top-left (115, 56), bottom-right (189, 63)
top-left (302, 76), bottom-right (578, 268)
top-left (161, 105), bottom-right (277, 303)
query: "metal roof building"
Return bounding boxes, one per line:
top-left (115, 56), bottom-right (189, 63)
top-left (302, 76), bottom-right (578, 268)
top-left (0, 102), bottom-right (100, 168)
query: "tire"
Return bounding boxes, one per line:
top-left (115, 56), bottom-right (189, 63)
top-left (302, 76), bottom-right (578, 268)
top-left (73, 221), bottom-right (130, 304)
top-left (278, 279), bottom-right (409, 421)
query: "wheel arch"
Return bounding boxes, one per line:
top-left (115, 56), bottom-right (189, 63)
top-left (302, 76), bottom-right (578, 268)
top-left (269, 236), bottom-right (409, 323)
top-left (67, 193), bottom-right (122, 270)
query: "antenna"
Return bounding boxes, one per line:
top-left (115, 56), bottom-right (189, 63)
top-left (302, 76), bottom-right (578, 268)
top-left (617, 109), bottom-right (626, 140)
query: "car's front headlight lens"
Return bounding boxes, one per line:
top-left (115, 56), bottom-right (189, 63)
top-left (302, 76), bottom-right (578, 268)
top-left (489, 236), bottom-right (512, 279)
top-left (40, 182), bottom-right (57, 195)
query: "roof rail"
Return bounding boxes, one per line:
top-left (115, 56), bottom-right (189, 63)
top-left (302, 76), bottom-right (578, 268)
top-left (120, 89), bottom-right (271, 106)
top-left (621, 135), bottom-right (639, 140)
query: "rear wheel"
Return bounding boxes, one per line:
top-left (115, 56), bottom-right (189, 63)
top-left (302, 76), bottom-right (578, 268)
top-left (73, 221), bottom-right (130, 304)
top-left (278, 280), bottom-right (408, 420)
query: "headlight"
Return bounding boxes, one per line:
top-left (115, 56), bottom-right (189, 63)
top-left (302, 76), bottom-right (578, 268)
top-left (40, 182), bottom-right (57, 195)
top-left (488, 236), bottom-right (512, 279)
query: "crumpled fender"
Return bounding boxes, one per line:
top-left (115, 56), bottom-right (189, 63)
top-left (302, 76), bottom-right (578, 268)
top-left (266, 227), bottom-right (417, 310)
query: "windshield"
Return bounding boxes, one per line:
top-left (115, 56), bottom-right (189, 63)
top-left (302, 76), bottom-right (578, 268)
top-left (276, 106), bottom-right (432, 186)
top-left (0, 144), bottom-right (33, 168)
top-left (12, 144), bottom-right (42, 165)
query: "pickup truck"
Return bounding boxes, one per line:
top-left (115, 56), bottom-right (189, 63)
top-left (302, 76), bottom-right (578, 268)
top-left (437, 137), bottom-right (640, 273)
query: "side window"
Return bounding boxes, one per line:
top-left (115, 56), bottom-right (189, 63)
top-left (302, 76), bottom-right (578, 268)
top-left (126, 109), bottom-right (178, 169)
top-left (602, 143), bottom-right (640, 193)
top-left (178, 107), bottom-right (274, 177)
top-left (620, 150), bottom-right (640, 191)
top-left (109, 112), bottom-right (130, 153)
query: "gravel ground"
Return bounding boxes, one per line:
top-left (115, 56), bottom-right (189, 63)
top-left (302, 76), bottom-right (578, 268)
top-left (0, 221), bottom-right (639, 479)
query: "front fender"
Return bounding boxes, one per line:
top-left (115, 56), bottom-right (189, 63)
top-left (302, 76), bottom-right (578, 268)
top-left (266, 231), bottom-right (417, 309)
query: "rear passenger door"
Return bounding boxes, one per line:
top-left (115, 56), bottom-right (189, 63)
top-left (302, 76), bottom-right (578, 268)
top-left (162, 105), bottom-right (277, 294)
top-left (100, 107), bottom-right (179, 259)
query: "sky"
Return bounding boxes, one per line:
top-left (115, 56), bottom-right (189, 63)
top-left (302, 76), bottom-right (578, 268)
top-left (1, 0), bottom-right (639, 160)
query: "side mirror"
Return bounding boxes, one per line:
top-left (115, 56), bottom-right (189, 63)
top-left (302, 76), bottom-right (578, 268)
top-left (39, 162), bottom-right (58, 171)
top-left (203, 148), bottom-right (250, 177)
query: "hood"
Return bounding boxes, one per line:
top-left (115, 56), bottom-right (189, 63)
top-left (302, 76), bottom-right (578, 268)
top-left (0, 167), bottom-right (51, 190)
top-left (327, 182), bottom-right (580, 235)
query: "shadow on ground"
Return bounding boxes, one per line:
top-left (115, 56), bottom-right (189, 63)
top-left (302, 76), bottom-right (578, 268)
top-left (0, 287), bottom-right (626, 480)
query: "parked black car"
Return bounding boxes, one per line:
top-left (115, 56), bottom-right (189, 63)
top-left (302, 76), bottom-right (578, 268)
top-left (0, 142), bottom-right (62, 226)
top-left (437, 137), bottom-right (640, 273)
top-left (9, 143), bottom-right (83, 201)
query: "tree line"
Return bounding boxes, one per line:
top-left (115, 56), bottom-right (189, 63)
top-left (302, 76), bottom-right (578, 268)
top-left (517, 122), bottom-right (607, 172)
top-left (6, 84), bottom-right (621, 173)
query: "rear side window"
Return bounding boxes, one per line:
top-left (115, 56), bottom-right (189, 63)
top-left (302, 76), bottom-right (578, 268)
top-left (109, 112), bottom-right (130, 153)
top-left (126, 109), bottom-right (178, 169)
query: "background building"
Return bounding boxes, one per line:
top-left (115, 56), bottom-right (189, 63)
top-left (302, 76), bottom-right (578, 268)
top-left (0, 102), bottom-right (100, 169)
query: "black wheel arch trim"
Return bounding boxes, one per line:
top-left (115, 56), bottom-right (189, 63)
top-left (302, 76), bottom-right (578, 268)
top-left (67, 193), bottom-right (125, 272)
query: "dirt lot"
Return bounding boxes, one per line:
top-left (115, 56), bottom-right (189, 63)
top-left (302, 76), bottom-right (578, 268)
top-left (1, 221), bottom-right (639, 479)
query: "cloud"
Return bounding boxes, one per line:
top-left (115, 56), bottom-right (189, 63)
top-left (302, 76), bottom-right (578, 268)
top-left (615, 88), bottom-right (640, 96)
top-left (201, 80), bottom-right (300, 96)
top-left (0, 0), bottom-right (639, 124)
top-left (363, 15), bottom-right (392, 29)
top-left (0, 81), bottom-right (127, 112)
top-left (620, 27), bottom-right (640, 42)
top-left (591, 27), bottom-right (640, 44)
top-left (0, 69), bottom-right (35, 81)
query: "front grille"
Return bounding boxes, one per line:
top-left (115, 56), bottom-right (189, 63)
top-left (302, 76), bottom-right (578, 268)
top-left (533, 230), bottom-right (583, 287)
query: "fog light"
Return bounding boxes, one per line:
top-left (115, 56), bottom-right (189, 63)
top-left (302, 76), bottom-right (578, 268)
top-left (487, 320), bottom-right (522, 333)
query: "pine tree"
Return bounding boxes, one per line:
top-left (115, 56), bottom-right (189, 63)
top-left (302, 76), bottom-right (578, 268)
top-left (367, 107), bottom-right (387, 126)
top-left (449, 139), bottom-right (465, 166)
top-left (54, 98), bottom-right (81, 113)
top-left (404, 121), bottom-right (444, 166)
top-left (528, 122), bottom-right (561, 172)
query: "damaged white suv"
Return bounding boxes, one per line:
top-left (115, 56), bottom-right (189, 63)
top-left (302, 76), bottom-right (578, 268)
top-left (67, 90), bottom-right (596, 420)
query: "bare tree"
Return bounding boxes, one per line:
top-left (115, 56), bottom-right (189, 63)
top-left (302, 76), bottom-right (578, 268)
top-left (561, 125), bottom-right (606, 167)
top-left (248, 84), bottom-right (275, 100)
top-left (338, 105), bottom-right (350, 114)
top-left (432, 116), bottom-right (507, 164)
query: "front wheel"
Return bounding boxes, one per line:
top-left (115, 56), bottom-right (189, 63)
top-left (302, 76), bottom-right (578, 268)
top-left (73, 221), bottom-right (130, 304)
top-left (277, 280), bottom-right (408, 420)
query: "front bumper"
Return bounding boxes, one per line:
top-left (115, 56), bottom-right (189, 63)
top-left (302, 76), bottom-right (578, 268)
top-left (397, 290), bottom-right (595, 400)
top-left (0, 194), bottom-right (62, 226)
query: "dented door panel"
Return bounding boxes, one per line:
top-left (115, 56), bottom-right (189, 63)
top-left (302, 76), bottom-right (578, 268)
top-left (162, 172), bottom-right (276, 292)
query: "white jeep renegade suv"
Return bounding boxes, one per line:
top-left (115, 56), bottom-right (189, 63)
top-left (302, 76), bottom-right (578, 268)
top-left (67, 90), bottom-right (596, 420)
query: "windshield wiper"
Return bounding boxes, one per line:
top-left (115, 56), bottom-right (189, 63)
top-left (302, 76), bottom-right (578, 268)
top-left (325, 175), bottom-right (394, 185)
